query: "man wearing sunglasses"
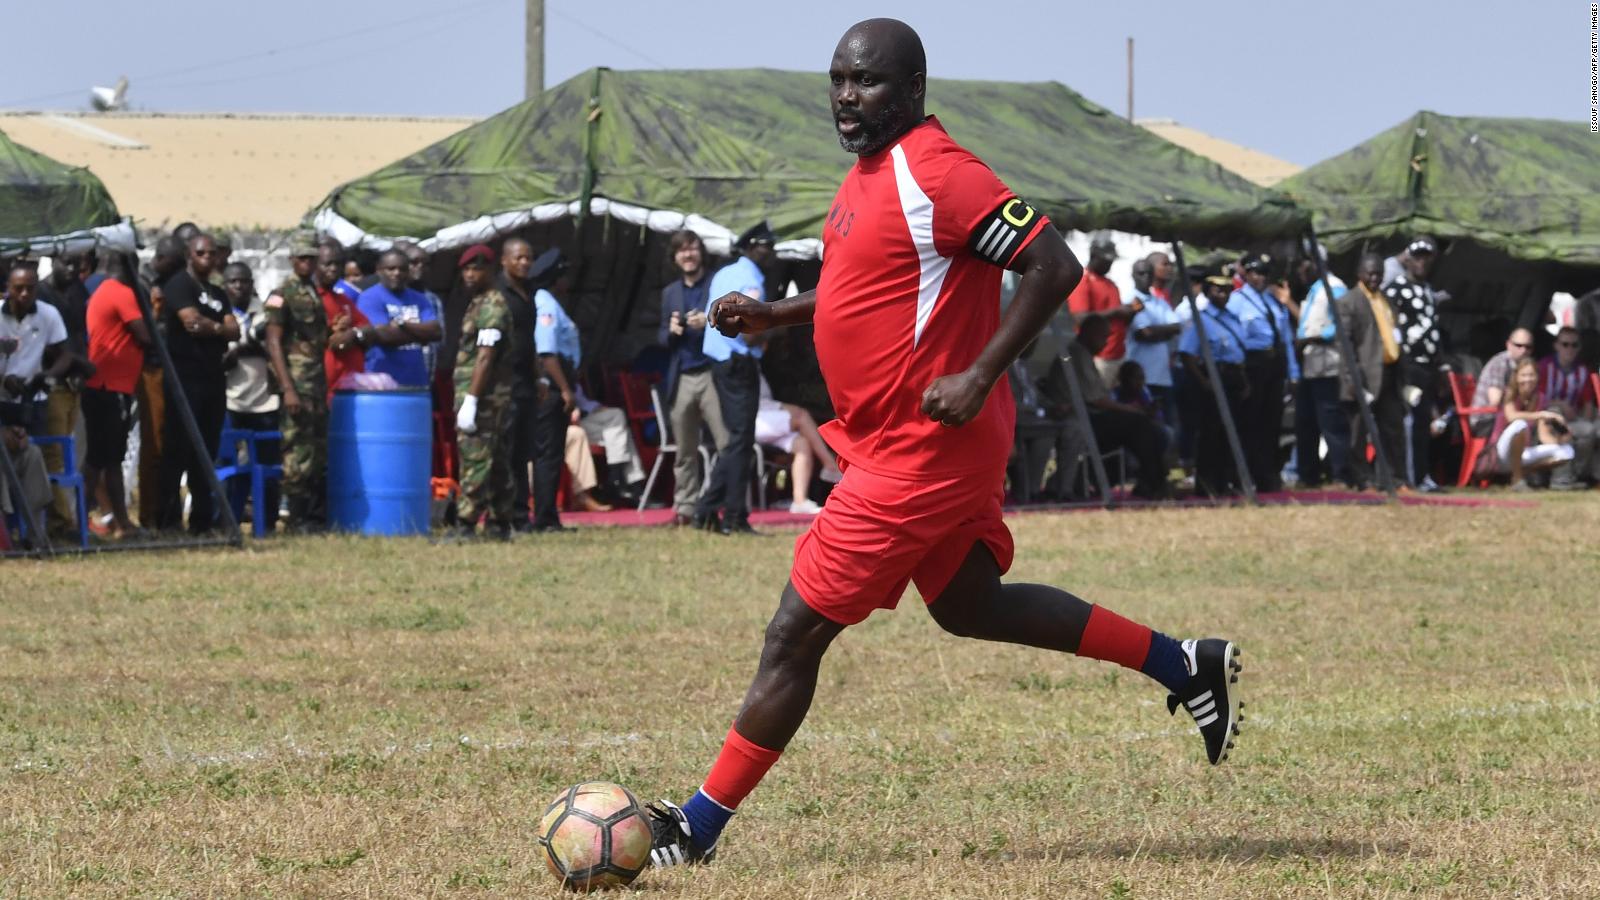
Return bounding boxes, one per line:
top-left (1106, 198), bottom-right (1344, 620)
top-left (1470, 326), bottom-right (1536, 434)
top-left (1536, 326), bottom-right (1596, 487)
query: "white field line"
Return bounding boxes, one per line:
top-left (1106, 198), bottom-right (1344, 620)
top-left (9, 696), bottom-right (1597, 776)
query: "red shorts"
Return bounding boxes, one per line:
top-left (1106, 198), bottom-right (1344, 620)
top-left (790, 463), bottom-right (1014, 626)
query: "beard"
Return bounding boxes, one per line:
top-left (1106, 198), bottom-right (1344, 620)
top-left (835, 98), bottom-right (909, 156)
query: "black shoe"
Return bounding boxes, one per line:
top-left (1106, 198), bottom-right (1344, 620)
top-left (532, 522), bottom-right (568, 534)
top-left (720, 518), bottom-right (761, 536)
top-left (646, 800), bottom-right (716, 868)
top-left (1165, 639), bottom-right (1243, 765)
top-left (513, 519), bottom-right (536, 534)
top-left (486, 521), bottom-right (513, 541)
top-left (692, 511), bottom-right (721, 533)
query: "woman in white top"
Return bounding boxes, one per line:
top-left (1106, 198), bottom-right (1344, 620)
top-left (755, 376), bottom-right (841, 514)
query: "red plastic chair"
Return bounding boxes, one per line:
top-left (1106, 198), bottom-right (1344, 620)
top-left (1590, 373), bottom-right (1600, 414)
top-left (1447, 371), bottom-right (1500, 487)
top-left (615, 371), bottom-right (661, 474)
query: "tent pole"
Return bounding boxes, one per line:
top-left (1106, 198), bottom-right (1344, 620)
top-left (1303, 228), bottom-right (1398, 498)
top-left (1170, 241), bottom-right (1256, 504)
top-left (128, 253), bottom-right (243, 544)
top-left (1044, 315), bottom-right (1116, 508)
top-left (576, 67), bottom-right (605, 227)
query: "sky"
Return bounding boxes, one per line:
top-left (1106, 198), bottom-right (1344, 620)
top-left (0, 0), bottom-right (1582, 167)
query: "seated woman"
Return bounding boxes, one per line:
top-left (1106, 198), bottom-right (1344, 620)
top-left (564, 423), bottom-right (611, 512)
top-left (755, 376), bottom-right (841, 514)
top-left (1490, 358), bottom-right (1575, 489)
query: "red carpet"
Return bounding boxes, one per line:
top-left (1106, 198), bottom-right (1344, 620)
top-left (556, 489), bottom-right (1535, 530)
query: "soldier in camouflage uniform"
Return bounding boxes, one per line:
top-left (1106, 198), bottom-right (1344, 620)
top-left (445, 244), bottom-right (517, 541)
top-left (263, 236), bottom-right (335, 532)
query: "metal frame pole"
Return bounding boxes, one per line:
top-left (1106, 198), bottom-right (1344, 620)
top-left (128, 252), bottom-right (242, 544)
top-left (1170, 241), bottom-right (1256, 504)
top-left (1043, 316), bottom-right (1116, 507)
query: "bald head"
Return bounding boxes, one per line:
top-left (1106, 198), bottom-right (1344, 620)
top-left (837, 18), bottom-right (925, 79)
top-left (829, 18), bottom-right (927, 156)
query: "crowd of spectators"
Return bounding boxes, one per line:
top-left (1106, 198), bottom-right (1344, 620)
top-left (1004, 233), bottom-right (1600, 500)
top-left (4, 222), bottom-right (1598, 549)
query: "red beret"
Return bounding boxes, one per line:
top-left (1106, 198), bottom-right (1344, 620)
top-left (458, 243), bottom-right (496, 268)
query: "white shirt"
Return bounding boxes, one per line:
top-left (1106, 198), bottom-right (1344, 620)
top-left (0, 299), bottom-right (68, 400)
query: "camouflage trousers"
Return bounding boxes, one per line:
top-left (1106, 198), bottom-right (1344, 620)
top-left (456, 397), bottom-right (513, 525)
top-left (279, 400), bottom-right (327, 524)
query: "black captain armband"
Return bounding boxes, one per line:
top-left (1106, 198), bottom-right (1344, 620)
top-left (969, 198), bottom-right (1040, 266)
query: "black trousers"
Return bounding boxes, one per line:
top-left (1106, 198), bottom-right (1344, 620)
top-left (159, 378), bottom-right (226, 534)
top-left (225, 409), bottom-right (282, 531)
top-left (1196, 365), bottom-right (1248, 496)
top-left (1348, 365), bottom-right (1407, 489)
top-left (1242, 351), bottom-right (1286, 492)
top-left (1403, 361), bottom-right (1436, 486)
top-left (1088, 407), bottom-right (1169, 495)
top-left (696, 355), bottom-right (760, 523)
top-left (1294, 376), bottom-right (1353, 487)
top-left (512, 384), bottom-right (566, 528)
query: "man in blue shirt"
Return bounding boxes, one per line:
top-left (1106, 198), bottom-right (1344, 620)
top-left (1178, 265), bottom-right (1250, 496)
top-left (659, 230), bottom-right (729, 525)
top-left (532, 250), bottom-right (646, 514)
top-left (356, 249), bottom-right (442, 388)
top-left (695, 221), bottom-right (779, 535)
top-left (1126, 255), bottom-right (1182, 434)
top-left (1226, 253), bottom-right (1291, 492)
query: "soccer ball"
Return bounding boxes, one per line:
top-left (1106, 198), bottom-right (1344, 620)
top-left (537, 781), bottom-right (652, 891)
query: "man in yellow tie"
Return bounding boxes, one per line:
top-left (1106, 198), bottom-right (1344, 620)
top-left (1338, 253), bottom-right (1405, 490)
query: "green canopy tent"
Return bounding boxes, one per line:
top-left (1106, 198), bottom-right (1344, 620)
top-left (0, 126), bottom-right (134, 256)
top-left (313, 67), bottom-right (1307, 371)
top-left (1278, 111), bottom-right (1600, 346)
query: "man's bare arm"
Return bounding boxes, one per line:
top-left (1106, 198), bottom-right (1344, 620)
top-left (709, 290), bottom-right (817, 336)
top-left (920, 228), bottom-right (1083, 426)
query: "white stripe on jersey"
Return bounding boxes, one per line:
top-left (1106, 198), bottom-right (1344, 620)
top-left (890, 144), bottom-right (954, 349)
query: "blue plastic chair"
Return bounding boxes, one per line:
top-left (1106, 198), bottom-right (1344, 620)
top-left (30, 435), bottom-right (89, 548)
top-left (215, 425), bottom-right (284, 537)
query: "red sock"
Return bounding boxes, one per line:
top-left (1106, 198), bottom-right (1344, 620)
top-left (700, 725), bottom-right (783, 810)
top-left (1077, 605), bottom-right (1153, 670)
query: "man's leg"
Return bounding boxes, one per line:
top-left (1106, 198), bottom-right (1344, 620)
top-left (1311, 378), bottom-right (1352, 486)
top-left (651, 583), bottom-right (844, 865)
top-left (530, 389), bottom-right (566, 529)
top-left (669, 377), bottom-right (706, 517)
top-left (1293, 378), bottom-right (1324, 487)
top-left (925, 542), bottom-right (1242, 760)
top-left (716, 357), bottom-right (759, 526)
top-left (509, 390), bottom-right (536, 527)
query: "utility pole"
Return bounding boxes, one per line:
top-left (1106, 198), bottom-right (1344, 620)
top-left (1126, 37), bottom-right (1134, 121)
top-left (525, 0), bottom-right (545, 99)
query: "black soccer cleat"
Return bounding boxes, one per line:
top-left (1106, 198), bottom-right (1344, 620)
top-left (1166, 639), bottom-right (1243, 765)
top-left (646, 800), bottom-right (717, 868)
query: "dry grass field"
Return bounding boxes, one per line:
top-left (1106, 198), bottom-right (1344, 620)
top-left (4, 498), bottom-right (1599, 898)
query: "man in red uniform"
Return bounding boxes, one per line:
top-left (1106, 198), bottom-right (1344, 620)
top-left (1067, 232), bottom-right (1138, 388)
top-left (645, 18), bottom-right (1243, 868)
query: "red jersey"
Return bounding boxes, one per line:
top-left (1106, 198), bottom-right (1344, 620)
top-left (322, 286), bottom-right (369, 402)
top-left (813, 117), bottom-right (1048, 478)
top-left (84, 280), bottom-right (145, 394)
top-left (1067, 269), bottom-right (1126, 359)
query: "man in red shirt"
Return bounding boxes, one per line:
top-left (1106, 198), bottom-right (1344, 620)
top-left (1067, 233), bottom-right (1138, 388)
top-left (317, 242), bottom-right (368, 403)
top-left (81, 254), bottom-right (151, 538)
top-left (645, 18), bottom-right (1243, 869)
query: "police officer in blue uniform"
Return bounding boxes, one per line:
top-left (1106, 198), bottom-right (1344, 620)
top-left (1179, 264), bottom-right (1250, 497)
top-left (1227, 253), bottom-right (1291, 492)
top-left (528, 248), bottom-right (579, 532)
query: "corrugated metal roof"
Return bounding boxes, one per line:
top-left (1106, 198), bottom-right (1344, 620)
top-left (0, 112), bottom-right (475, 231)
top-left (1136, 118), bottom-right (1301, 187)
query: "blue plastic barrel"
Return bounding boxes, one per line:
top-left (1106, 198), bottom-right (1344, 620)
top-left (328, 389), bottom-right (433, 536)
